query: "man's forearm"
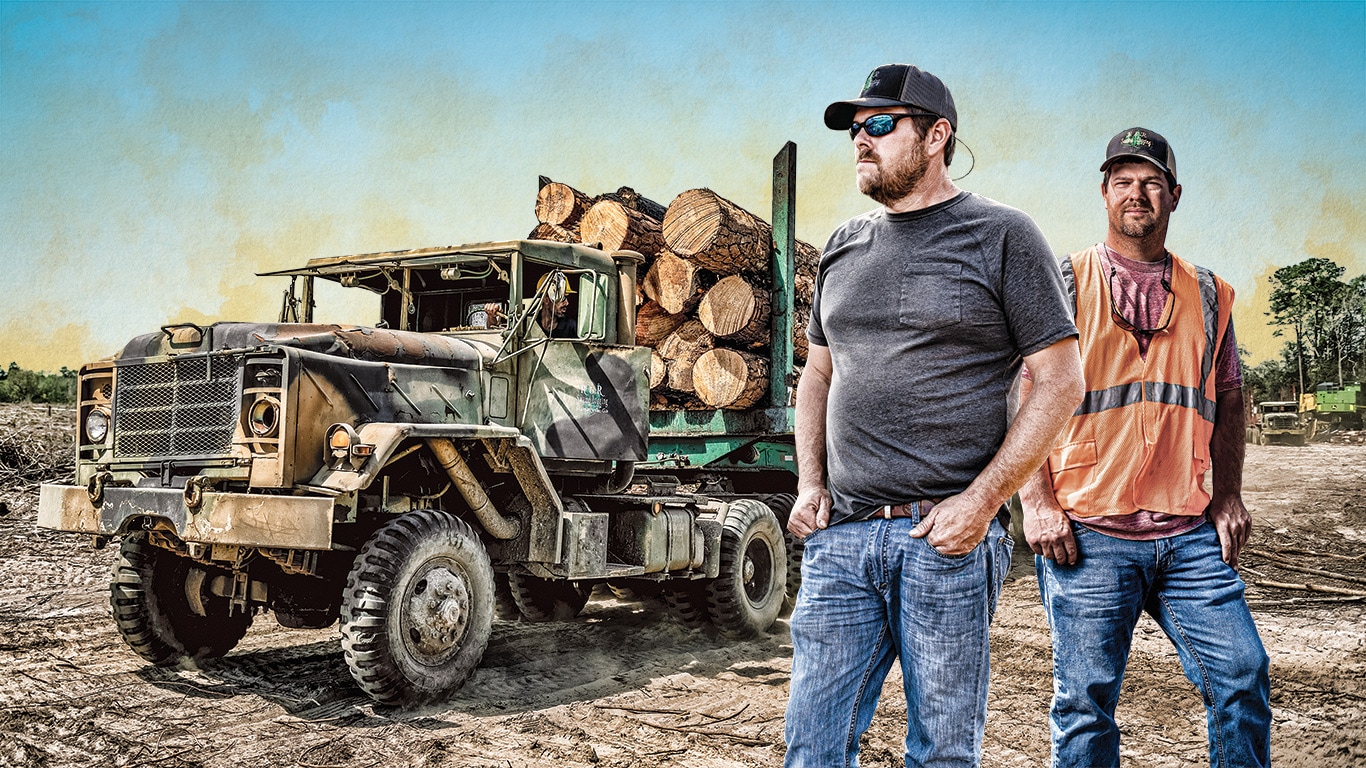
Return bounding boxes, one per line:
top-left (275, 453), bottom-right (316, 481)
top-left (794, 363), bottom-right (831, 493)
top-left (1211, 388), bottom-right (1245, 499)
top-left (968, 373), bottom-right (1079, 511)
top-left (1013, 377), bottom-right (1064, 517)
top-left (1019, 461), bottom-right (1060, 516)
top-left (963, 340), bottom-right (1083, 516)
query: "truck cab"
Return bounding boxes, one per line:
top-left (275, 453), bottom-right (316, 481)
top-left (265, 239), bottom-right (651, 466)
top-left (1254, 400), bottom-right (1307, 445)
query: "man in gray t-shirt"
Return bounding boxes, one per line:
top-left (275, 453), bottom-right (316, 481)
top-left (782, 64), bottom-right (1084, 768)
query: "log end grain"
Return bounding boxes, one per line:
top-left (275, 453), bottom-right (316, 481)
top-left (694, 348), bottom-right (769, 410)
top-left (535, 182), bottom-right (591, 228)
top-left (636, 300), bottom-right (687, 347)
top-left (642, 251), bottom-right (711, 315)
top-left (581, 199), bottom-right (665, 254)
top-left (662, 188), bottom-right (723, 257)
top-left (698, 274), bottom-right (770, 343)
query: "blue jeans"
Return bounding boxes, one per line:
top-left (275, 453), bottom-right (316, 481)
top-left (784, 514), bottom-right (1014, 768)
top-left (1036, 521), bottom-right (1271, 768)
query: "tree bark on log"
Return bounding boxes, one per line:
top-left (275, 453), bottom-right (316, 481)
top-left (793, 241), bottom-right (819, 301)
top-left (527, 222), bottom-right (578, 243)
top-left (579, 199), bottom-right (667, 254)
top-left (535, 181), bottom-right (594, 229)
top-left (663, 189), bottom-right (769, 273)
top-left (656, 320), bottom-right (714, 393)
top-left (663, 188), bottom-right (821, 285)
top-left (649, 348), bottom-right (666, 390)
top-left (698, 275), bottom-right (771, 345)
top-left (636, 300), bottom-right (687, 347)
top-left (642, 251), bottom-right (714, 315)
top-left (793, 299), bottom-right (811, 363)
top-left (595, 186), bottom-right (667, 222)
top-left (694, 348), bottom-right (769, 410)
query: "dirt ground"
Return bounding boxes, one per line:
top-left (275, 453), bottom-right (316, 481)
top-left (1, 402), bottom-right (1363, 768)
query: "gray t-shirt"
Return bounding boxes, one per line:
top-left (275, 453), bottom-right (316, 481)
top-left (809, 191), bottom-right (1077, 525)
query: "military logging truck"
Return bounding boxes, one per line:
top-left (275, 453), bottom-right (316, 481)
top-left (38, 145), bottom-right (805, 706)
top-left (1250, 382), bottom-right (1364, 445)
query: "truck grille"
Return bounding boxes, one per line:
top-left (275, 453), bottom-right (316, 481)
top-left (113, 354), bottom-right (243, 458)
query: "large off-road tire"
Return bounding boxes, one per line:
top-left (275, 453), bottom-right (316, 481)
top-left (660, 583), bottom-right (711, 629)
top-left (506, 572), bottom-right (591, 621)
top-left (762, 493), bottom-right (802, 616)
top-left (492, 572), bottom-right (521, 621)
top-left (607, 578), bottom-right (664, 603)
top-left (110, 532), bottom-right (251, 666)
top-left (705, 498), bottom-right (786, 638)
top-left (341, 510), bottom-right (495, 707)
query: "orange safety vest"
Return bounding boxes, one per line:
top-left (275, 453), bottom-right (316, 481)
top-left (1048, 245), bottom-right (1234, 518)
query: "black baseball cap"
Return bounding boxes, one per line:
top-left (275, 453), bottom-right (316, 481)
top-left (824, 63), bottom-right (958, 133)
top-left (1101, 127), bottom-right (1177, 186)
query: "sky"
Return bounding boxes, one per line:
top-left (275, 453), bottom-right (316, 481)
top-left (2, 1), bottom-right (1363, 372)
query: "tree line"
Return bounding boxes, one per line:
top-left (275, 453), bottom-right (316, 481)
top-left (0, 363), bottom-right (77, 404)
top-left (1242, 257), bottom-right (1366, 404)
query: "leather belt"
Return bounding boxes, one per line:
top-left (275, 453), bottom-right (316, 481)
top-left (860, 499), bottom-right (940, 521)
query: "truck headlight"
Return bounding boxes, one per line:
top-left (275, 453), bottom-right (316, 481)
top-left (248, 396), bottom-right (281, 437)
top-left (85, 407), bottom-right (110, 444)
top-left (327, 423), bottom-right (358, 459)
top-left (325, 423), bottom-right (374, 470)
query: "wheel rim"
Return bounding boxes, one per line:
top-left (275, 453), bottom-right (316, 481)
top-left (741, 536), bottom-right (774, 606)
top-left (401, 558), bottom-right (472, 666)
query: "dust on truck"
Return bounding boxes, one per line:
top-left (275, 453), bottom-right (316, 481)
top-left (37, 145), bottom-right (803, 707)
top-left (1253, 401), bottom-right (1307, 445)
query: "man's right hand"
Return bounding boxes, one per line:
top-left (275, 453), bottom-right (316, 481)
top-left (1024, 500), bottom-right (1079, 565)
top-left (788, 487), bottom-right (833, 538)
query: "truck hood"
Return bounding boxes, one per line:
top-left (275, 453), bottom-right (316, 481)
top-left (119, 322), bottom-right (492, 369)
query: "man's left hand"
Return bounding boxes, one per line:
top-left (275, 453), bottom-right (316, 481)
top-left (1206, 494), bottom-right (1252, 569)
top-left (908, 493), bottom-right (995, 557)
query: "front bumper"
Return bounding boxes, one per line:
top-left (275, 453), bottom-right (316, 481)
top-left (38, 484), bottom-right (336, 550)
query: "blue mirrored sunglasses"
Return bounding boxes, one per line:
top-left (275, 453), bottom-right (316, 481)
top-left (849, 112), bottom-right (940, 139)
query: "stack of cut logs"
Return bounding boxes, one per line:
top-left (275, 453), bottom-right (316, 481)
top-left (532, 178), bottom-right (819, 411)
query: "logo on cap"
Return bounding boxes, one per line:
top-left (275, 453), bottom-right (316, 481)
top-left (1122, 130), bottom-right (1151, 150)
top-left (864, 71), bottom-right (876, 91)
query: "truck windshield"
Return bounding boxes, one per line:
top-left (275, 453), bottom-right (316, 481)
top-left (309, 277), bottom-right (381, 326)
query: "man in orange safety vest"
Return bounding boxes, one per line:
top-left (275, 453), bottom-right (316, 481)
top-left (1019, 128), bottom-right (1271, 768)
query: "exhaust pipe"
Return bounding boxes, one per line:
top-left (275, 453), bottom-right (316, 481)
top-left (611, 250), bottom-right (645, 344)
top-left (425, 438), bottom-right (521, 540)
top-left (593, 460), bottom-right (636, 494)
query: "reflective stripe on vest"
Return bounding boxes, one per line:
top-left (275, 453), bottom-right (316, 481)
top-left (1196, 265), bottom-right (1218, 391)
top-left (1074, 382), bottom-right (1144, 415)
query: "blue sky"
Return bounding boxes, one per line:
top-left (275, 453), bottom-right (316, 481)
top-left (2, 1), bottom-right (1363, 369)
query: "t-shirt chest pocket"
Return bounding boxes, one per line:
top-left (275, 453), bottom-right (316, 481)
top-left (899, 263), bottom-right (963, 330)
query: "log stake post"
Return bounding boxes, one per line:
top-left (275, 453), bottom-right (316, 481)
top-left (770, 142), bottom-right (797, 408)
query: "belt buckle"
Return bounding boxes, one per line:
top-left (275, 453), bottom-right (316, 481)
top-left (881, 505), bottom-right (891, 520)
